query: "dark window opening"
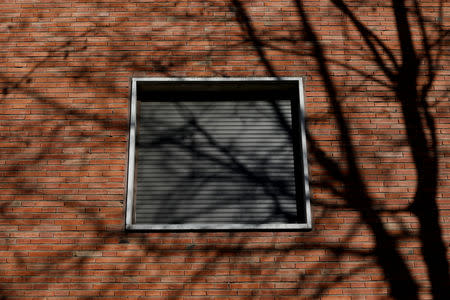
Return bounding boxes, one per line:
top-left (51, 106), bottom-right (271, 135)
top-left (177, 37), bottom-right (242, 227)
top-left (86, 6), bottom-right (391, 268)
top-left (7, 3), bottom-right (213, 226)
top-left (126, 78), bottom-right (311, 231)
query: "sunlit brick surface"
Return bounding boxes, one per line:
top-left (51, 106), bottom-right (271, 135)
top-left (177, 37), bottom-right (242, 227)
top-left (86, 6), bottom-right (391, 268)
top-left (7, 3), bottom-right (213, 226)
top-left (0, 0), bottom-right (448, 298)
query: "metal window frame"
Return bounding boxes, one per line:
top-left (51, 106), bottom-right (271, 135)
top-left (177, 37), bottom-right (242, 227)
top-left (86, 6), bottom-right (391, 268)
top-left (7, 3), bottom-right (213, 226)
top-left (125, 77), bottom-right (312, 231)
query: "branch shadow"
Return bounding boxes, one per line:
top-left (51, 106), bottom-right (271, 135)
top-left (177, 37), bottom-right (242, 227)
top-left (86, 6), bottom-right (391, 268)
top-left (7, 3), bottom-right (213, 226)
top-left (230, 0), bottom-right (449, 298)
top-left (0, 0), bottom-right (448, 299)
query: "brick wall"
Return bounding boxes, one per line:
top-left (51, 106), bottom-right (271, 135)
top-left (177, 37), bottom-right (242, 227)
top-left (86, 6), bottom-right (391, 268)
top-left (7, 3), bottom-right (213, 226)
top-left (0, 0), bottom-right (448, 298)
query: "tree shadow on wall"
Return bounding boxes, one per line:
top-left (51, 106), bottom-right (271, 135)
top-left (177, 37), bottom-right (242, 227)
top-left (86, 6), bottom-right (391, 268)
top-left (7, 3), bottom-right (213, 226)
top-left (0, 0), bottom-right (448, 299)
top-left (231, 0), bottom-right (449, 298)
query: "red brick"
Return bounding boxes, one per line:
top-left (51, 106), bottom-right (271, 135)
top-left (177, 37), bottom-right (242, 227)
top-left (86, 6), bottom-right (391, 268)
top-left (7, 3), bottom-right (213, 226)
top-left (0, 0), bottom-right (447, 299)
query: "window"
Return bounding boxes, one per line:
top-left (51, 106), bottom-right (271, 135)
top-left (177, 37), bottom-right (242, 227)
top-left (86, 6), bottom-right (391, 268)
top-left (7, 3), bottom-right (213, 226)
top-left (126, 78), bottom-right (311, 230)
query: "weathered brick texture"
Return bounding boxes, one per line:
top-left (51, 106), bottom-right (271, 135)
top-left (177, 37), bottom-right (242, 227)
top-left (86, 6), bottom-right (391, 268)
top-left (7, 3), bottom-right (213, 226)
top-left (0, 0), bottom-right (448, 298)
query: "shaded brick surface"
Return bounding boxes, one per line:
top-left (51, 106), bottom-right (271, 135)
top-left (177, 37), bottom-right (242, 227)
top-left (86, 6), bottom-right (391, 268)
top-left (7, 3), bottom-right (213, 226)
top-left (0, 0), bottom-right (448, 298)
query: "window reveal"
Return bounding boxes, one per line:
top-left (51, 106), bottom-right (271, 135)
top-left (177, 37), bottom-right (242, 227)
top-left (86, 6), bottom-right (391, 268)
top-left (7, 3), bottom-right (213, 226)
top-left (126, 78), bottom-right (311, 230)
